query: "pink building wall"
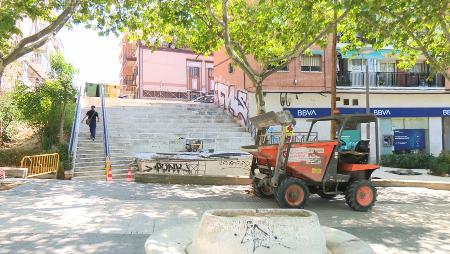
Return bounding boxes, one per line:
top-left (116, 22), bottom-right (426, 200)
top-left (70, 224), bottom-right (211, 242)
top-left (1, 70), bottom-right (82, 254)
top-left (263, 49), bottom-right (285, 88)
top-left (138, 47), bottom-right (214, 97)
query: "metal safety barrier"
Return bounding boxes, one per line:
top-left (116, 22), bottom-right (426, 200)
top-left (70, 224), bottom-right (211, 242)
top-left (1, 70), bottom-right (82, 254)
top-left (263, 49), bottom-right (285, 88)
top-left (20, 153), bottom-right (59, 177)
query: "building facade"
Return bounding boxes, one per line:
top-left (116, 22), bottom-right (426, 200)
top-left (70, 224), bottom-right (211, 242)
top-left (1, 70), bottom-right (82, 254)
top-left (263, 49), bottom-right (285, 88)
top-left (0, 19), bottom-right (62, 92)
top-left (213, 44), bottom-right (450, 159)
top-left (120, 36), bottom-right (214, 100)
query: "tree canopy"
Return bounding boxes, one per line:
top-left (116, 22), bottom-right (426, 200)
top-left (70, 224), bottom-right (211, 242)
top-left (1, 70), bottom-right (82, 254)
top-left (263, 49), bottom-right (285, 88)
top-left (13, 53), bottom-right (77, 148)
top-left (1, 0), bottom-right (448, 93)
top-left (79, 0), bottom-right (448, 115)
top-left (0, 0), bottom-right (80, 82)
top-left (339, 0), bottom-right (449, 79)
top-left (86, 0), bottom-right (356, 114)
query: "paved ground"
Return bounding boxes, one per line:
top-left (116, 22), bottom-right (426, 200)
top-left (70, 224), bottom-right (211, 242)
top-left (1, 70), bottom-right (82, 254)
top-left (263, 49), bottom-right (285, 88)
top-left (1, 180), bottom-right (450, 254)
top-left (374, 167), bottom-right (450, 182)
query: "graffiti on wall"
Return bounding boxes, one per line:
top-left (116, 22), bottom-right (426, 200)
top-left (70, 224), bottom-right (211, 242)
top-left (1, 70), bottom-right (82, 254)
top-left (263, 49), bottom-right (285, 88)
top-left (142, 161), bottom-right (205, 175)
top-left (217, 83), bottom-right (249, 127)
top-left (236, 220), bottom-right (292, 253)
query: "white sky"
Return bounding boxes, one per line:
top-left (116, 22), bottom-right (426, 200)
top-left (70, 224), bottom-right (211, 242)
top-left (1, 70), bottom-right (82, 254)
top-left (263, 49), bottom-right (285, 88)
top-left (59, 26), bottom-right (121, 88)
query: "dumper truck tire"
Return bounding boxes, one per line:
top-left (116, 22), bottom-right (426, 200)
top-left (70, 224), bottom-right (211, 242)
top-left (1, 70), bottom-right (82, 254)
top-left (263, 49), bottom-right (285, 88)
top-left (276, 177), bottom-right (310, 209)
top-left (253, 178), bottom-right (274, 198)
top-left (345, 180), bottom-right (377, 212)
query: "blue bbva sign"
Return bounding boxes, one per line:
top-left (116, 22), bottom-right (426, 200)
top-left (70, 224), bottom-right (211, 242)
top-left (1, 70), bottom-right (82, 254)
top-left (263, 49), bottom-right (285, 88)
top-left (286, 107), bottom-right (450, 118)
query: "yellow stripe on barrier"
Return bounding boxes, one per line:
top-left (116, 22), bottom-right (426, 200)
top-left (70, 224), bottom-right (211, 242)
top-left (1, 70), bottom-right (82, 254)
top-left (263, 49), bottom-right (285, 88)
top-left (20, 153), bottom-right (59, 177)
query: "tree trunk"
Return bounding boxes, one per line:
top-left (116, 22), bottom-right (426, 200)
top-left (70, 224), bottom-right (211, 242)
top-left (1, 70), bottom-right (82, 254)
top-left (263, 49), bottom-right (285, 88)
top-left (59, 85), bottom-right (68, 144)
top-left (254, 80), bottom-right (266, 115)
top-left (0, 63), bottom-right (4, 146)
top-left (59, 102), bottom-right (66, 144)
top-left (330, 6), bottom-right (338, 140)
top-left (0, 63), bottom-right (4, 93)
top-left (253, 80), bottom-right (267, 146)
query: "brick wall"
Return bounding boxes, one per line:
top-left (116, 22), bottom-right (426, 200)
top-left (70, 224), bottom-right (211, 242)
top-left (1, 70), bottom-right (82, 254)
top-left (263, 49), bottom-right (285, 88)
top-left (213, 36), bottom-right (334, 93)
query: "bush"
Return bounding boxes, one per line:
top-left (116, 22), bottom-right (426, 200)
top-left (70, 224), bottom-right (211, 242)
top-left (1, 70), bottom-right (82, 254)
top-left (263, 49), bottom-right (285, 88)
top-left (0, 148), bottom-right (41, 167)
top-left (0, 144), bottom-right (70, 179)
top-left (57, 143), bottom-right (70, 179)
top-left (430, 152), bottom-right (450, 176)
top-left (381, 153), bottom-right (435, 169)
top-left (0, 92), bottom-right (19, 144)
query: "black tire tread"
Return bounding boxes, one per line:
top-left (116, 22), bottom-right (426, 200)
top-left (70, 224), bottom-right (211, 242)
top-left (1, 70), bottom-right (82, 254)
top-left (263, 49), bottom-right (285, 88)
top-left (253, 179), bottom-right (273, 198)
top-left (345, 180), bottom-right (377, 212)
top-left (276, 177), bottom-right (310, 209)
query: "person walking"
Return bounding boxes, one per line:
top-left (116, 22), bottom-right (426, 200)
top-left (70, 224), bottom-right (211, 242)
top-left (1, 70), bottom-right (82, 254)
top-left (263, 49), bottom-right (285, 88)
top-left (81, 105), bottom-right (100, 141)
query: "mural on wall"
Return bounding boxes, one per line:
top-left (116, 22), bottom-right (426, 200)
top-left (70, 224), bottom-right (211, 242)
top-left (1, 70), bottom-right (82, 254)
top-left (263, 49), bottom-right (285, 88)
top-left (216, 83), bottom-right (249, 128)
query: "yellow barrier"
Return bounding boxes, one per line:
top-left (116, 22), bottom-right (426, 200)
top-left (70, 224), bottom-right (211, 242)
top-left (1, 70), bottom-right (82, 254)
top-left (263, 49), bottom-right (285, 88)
top-left (20, 153), bottom-right (59, 177)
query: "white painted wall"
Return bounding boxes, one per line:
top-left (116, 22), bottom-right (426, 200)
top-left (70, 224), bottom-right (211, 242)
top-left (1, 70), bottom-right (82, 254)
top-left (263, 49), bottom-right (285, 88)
top-left (429, 117), bottom-right (443, 156)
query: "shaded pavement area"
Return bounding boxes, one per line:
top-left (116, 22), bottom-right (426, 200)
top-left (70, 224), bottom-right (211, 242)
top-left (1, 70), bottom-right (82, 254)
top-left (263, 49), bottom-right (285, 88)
top-left (0, 179), bottom-right (449, 254)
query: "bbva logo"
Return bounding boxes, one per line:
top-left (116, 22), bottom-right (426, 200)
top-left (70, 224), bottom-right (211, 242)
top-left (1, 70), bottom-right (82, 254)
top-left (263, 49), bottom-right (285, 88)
top-left (373, 109), bottom-right (391, 116)
top-left (297, 109), bottom-right (317, 117)
top-left (443, 110), bottom-right (450, 116)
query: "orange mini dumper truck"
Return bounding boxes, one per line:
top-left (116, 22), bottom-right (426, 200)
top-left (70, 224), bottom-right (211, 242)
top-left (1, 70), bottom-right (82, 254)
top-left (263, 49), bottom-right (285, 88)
top-left (242, 111), bottom-right (380, 212)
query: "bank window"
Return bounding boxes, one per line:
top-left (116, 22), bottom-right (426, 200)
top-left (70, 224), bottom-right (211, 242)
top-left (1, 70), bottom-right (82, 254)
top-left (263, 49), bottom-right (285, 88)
top-left (351, 59), bottom-right (363, 71)
top-left (392, 118), bottom-right (429, 130)
top-left (301, 55), bottom-right (322, 72)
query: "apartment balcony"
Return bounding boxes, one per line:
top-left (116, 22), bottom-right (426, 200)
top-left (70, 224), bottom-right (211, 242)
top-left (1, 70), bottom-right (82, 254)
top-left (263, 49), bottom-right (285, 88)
top-left (337, 71), bottom-right (445, 88)
top-left (120, 47), bottom-right (137, 68)
top-left (122, 75), bottom-right (136, 86)
top-left (125, 48), bottom-right (137, 61)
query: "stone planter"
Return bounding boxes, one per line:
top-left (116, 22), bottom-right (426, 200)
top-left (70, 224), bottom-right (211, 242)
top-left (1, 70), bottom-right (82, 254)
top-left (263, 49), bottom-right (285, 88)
top-left (145, 209), bottom-right (374, 254)
top-left (186, 209), bottom-right (326, 254)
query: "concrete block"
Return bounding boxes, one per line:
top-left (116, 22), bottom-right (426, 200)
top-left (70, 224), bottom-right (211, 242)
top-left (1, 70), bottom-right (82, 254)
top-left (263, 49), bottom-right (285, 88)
top-left (0, 167), bottom-right (28, 178)
top-left (135, 173), bottom-right (252, 185)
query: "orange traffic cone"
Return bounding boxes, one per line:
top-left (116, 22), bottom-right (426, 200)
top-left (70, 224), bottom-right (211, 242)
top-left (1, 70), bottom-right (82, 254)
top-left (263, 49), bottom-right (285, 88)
top-left (106, 161), bottom-right (113, 182)
top-left (127, 165), bottom-right (133, 182)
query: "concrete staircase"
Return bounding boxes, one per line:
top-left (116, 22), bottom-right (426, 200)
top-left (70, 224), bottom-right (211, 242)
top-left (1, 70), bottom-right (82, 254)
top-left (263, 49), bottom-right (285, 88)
top-left (73, 100), bottom-right (107, 180)
top-left (105, 98), bottom-right (254, 175)
top-left (72, 97), bottom-right (254, 180)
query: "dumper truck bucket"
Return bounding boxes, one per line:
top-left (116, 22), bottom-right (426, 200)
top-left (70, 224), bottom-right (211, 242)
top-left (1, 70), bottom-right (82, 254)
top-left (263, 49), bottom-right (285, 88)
top-left (250, 110), bottom-right (296, 129)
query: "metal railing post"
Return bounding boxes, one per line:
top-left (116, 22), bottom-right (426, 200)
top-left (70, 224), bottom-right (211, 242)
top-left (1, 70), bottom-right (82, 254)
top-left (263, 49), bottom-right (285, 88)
top-left (68, 86), bottom-right (82, 177)
top-left (100, 85), bottom-right (112, 180)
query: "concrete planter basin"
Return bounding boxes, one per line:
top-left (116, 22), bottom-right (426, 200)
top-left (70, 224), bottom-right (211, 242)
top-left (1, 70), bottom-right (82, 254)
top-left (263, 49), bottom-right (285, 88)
top-left (187, 209), bottom-right (325, 254)
top-left (145, 209), bottom-right (373, 254)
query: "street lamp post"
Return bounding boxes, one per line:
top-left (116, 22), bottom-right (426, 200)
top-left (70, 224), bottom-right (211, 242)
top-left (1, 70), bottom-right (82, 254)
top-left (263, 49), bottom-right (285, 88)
top-left (365, 58), bottom-right (370, 114)
top-left (361, 48), bottom-right (381, 163)
top-left (360, 48), bottom-right (374, 115)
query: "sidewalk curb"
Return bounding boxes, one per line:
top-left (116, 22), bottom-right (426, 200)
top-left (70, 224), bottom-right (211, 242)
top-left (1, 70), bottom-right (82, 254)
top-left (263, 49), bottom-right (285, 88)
top-left (372, 179), bottom-right (450, 191)
top-left (135, 172), bottom-right (450, 191)
top-left (135, 172), bottom-right (252, 185)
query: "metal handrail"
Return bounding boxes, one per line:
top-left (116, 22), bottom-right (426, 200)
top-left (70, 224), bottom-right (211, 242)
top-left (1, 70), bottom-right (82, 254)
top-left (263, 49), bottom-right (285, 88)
top-left (336, 71), bottom-right (445, 87)
top-left (68, 87), bottom-right (82, 173)
top-left (100, 85), bottom-right (111, 166)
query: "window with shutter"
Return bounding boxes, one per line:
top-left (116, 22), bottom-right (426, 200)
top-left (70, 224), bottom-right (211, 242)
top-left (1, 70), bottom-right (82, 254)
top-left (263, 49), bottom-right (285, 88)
top-left (300, 55), bottom-right (322, 72)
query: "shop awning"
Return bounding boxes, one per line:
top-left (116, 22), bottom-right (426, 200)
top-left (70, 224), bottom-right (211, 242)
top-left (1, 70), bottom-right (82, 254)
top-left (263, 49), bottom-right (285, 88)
top-left (304, 49), bottom-right (324, 56)
top-left (340, 49), bottom-right (400, 60)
